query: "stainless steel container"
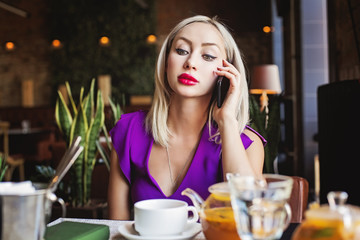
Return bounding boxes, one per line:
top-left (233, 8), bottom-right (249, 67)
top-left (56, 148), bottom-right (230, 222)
top-left (0, 183), bottom-right (65, 240)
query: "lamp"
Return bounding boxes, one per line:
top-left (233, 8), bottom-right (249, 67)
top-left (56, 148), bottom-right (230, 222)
top-left (250, 64), bottom-right (282, 129)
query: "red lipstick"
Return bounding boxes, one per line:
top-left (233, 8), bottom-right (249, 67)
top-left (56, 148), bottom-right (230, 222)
top-left (178, 73), bottom-right (199, 86)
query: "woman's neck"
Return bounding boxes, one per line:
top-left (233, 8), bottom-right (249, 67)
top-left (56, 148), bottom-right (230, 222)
top-left (167, 96), bottom-right (209, 137)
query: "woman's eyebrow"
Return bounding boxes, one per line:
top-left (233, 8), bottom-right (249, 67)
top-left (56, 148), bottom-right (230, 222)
top-left (202, 42), bottom-right (220, 49)
top-left (177, 36), bottom-right (221, 49)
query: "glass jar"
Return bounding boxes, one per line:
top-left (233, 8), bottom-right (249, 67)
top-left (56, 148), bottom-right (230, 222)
top-left (182, 182), bottom-right (240, 240)
top-left (292, 192), bottom-right (360, 240)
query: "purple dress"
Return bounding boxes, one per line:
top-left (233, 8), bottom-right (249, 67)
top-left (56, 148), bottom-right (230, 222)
top-left (110, 110), bottom-right (266, 206)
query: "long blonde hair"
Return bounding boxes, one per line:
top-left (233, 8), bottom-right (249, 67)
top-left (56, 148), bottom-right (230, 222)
top-left (145, 15), bottom-right (249, 146)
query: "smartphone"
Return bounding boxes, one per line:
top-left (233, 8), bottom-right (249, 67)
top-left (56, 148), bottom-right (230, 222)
top-left (216, 76), bottom-right (230, 108)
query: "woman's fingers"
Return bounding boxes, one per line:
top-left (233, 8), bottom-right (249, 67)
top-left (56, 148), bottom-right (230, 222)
top-left (218, 60), bottom-right (240, 82)
top-left (213, 63), bottom-right (240, 118)
top-left (216, 60), bottom-right (241, 94)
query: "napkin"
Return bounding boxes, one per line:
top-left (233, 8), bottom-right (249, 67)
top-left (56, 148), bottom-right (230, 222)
top-left (0, 181), bottom-right (36, 195)
top-left (44, 221), bottom-right (110, 240)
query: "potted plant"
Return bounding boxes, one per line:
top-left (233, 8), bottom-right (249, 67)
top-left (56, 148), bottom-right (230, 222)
top-left (55, 78), bottom-right (104, 207)
top-left (249, 94), bottom-right (281, 173)
top-left (96, 97), bottom-right (123, 171)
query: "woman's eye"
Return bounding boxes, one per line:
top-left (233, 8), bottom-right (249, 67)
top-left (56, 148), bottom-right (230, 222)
top-left (203, 54), bottom-right (216, 61)
top-left (176, 48), bottom-right (188, 55)
top-left (203, 55), bottom-right (215, 61)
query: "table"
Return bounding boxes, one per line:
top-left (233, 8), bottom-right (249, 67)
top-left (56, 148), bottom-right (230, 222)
top-left (48, 218), bottom-right (299, 240)
top-left (8, 127), bottom-right (52, 156)
top-left (48, 218), bottom-right (204, 240)
top-left (8, 127), bottom-right (46, 135)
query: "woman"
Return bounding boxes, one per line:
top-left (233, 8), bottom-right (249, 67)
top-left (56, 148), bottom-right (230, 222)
top-left (108, 15), bottom-right (266, 220)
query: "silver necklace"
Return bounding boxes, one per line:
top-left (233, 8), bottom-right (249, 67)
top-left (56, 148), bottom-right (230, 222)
top-left (165, 146), bottom-right (192, 186)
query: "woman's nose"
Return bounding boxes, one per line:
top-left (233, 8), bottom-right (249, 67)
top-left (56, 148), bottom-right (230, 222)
top-left (184, 56), bottom-right (197, 70)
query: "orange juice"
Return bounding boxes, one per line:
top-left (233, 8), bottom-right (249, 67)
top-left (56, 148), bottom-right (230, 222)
top-left (292, 218), bottom-right (360, 240)
top-left (201, 207), bottom-right (240, 240)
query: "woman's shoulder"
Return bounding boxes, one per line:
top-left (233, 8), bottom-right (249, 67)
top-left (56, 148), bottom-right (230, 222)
top-left (110, 110), bottom-right (147, 136)
top-left (243, 125), bottom-right (267, 146)
top-left (119, 110), bottom-right (147, 122)
top-left (115, 110), bottom-right (147, 127)
top-left (239, 126), bottom-right (267, 150)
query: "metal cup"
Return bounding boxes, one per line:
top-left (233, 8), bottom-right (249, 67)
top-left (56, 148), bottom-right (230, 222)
top-left (0, 183), bottom-right (65, 240)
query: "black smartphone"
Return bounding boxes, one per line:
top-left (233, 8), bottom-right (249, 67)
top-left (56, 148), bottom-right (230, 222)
top-left (216, 76), bottom-right (230, 108)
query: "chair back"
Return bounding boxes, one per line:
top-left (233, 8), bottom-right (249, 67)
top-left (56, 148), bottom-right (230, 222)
top-left (0, 121), bottom-right (25, 181)
top-left (0, 121), bottom-right (10, 157)
top-left (289, 176), bottom-right (309, 223)
top-left (318, 80), bottom-right (360, 205)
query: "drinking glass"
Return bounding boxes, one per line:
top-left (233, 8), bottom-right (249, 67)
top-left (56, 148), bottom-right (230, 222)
top-left (227, 174), bottom-right (293, 240)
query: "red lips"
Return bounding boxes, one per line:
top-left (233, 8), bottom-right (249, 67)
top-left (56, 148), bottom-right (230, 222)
top-left (178, 73), bottom-right (199, 86)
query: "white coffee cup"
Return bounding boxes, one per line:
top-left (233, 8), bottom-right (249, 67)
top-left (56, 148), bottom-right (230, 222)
top-left (134, 199), bottom-right (199, 236)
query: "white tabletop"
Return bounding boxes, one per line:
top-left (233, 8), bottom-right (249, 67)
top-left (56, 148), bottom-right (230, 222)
top-left (48, 218), bottom-right (206, 240)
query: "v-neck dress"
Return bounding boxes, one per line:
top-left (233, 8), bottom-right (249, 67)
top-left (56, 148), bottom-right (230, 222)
top-left (110, 110), bottom-right (266, 207)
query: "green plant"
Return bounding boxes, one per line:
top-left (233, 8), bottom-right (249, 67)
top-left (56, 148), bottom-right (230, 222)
top-left (249, 94), bottom-right (281, 173)
top-left (0, 154), bottom-right (8, 181)
top-left (96, 96), bottom-right (124, 171)
top-left (55, 79), bottom-right (104, 206)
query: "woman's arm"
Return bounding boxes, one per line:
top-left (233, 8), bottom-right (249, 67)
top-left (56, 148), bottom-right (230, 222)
top-left (219, 118), bottom-right (264, 179)
top-left (214, 60), bottom-right (264, 178)
top-left (241, 128), bottom-right (265, 176)
top-left (107, 147), bottom-right (131, 220)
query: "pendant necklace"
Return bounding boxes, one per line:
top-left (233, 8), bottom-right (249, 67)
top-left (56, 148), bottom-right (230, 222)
top-left (166, 146), bottom-right (193, 186)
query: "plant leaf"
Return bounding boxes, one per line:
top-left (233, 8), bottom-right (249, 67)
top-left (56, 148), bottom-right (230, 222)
top-left (249, 94), bottom-right (274, 173)
top-left (266, 97), bottom-right (281, 170)
top-left (96, 140), bottom-right (110, 171)
top-left (0, 165), bottom-right (8, 182)
top-left (66, 81), bottom-right (77, 115)
top-left (249, 95), bottom-right (266, 136)
top-left (102, 125), bottom-right (112, 150)
top-left (108, 97), bottom-right (117, 123)
top-left (83, 79), bottom-right (95, 128)
top-left (0, 154), bottom-right (8, 181)
top-left (83, 95), bottom-right (91, 128)
top-left (109, 97), bottom-right (122, 124)
top-left (116, 103), bottom-right (123, 121)
top-left (55, 91), bottom-right (73, 143)
top-left (84, 90), bottom-right (105, 202)
top-left (70, 101), bottom-right (88, 206)
top-left (79, 87), bottom-right (84, 104)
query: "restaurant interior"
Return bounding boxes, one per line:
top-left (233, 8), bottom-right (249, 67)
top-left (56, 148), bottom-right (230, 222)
top-left (0, 0), bottom-right (360, 226)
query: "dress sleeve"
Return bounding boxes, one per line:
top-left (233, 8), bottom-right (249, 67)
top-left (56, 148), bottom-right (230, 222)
top-left (240, 125), bottom-right (267, 149)
top-left (109, 113), bottom-right (136, 184)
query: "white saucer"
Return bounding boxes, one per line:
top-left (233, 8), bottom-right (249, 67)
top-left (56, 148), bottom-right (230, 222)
top-left (118, 222), bottom-right (202, 240)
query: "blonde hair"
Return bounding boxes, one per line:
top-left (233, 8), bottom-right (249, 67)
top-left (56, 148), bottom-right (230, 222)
top-left (145, 15), bottom-right (249, 146)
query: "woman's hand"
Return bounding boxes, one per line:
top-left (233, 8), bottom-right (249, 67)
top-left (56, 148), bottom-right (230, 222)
top-left (213, 60), bottom-right (264, 179)
top-left (213, 59), bottom-right (241, 126)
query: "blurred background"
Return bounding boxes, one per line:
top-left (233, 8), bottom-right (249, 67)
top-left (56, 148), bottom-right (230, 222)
top-left (0, 0), bottom-right (359, 204)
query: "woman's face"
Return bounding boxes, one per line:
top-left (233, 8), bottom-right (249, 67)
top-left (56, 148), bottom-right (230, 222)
top-left (166, 22), bottom-right (227, 100)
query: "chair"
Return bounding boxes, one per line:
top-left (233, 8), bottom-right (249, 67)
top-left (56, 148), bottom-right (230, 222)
top-left (0, 121), bottom-right (25, 181)
top-left (289, 176), bottom-right (309, 223)
top-left (317, 80), bottom-right (360, 205)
